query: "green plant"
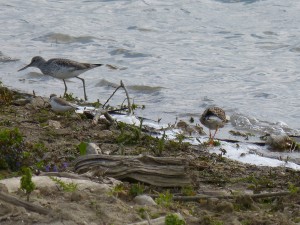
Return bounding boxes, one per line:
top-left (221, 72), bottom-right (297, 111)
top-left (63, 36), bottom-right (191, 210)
top-left (91, 100), bottom-right (102, 108)
top-left (181, 185), bottom-right (196, 196)
top-left (201, 215), bottom-right (224, 225)
top-left (156, 131), bottom-right (166, 156)
top-left (288, 182), bottom-right (299, 194)
top-left (165, 213), bottom-right (185, 225)
top-left (0, 119), bottom-right (12, 126)
top-left (50, 176), bottom-right (78, 192)
top-left (78, 142), bottom-right (88, 155)
top-left (155, 190), bottom-right (173, 208)
top-left (108, 183), bottom-right (126, 197)
top-left (20, 167), bottom-right (35, 201)
top-left (235, 174), bottom-right (275, 193)
top-left (175, 133), bottom-right (186, 144)
top-left (129, 183), bottom-right (145, 197)
top-left (137, 207), bottom-right (147, 219)
top-left (165, 139), bottom-right (191, 152)
top-left (116, 121), bottom-right (143, 145)
top-left (213, 140), bottom-right (221, 146)
top-left (0, 128), bottom-right (24, 170)
top-left (241, 219), bottom-right (252, 225)
top-left (0, 87), bottom-right (14, 105)
top-left (63, 92), bottom-right (76, 101)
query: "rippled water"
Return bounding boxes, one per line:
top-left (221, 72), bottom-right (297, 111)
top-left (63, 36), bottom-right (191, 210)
top-left (0, 0), bottom-right (299, 135)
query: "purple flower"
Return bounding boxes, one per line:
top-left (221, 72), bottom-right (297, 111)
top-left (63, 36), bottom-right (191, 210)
top-left (52, 165), bottom-right (58, 172)
top-left (62, 162), bottom-right (68, 169)
top-left (45, 165), bottom-right (50, 172)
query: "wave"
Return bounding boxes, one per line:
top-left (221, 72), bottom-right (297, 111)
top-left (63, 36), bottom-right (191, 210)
top-left (109, 48), bottom-right (152, 58)
top-left (32, 32), bottom-right (97, 44)
top-left (0, 52), bottom-right (19, 63)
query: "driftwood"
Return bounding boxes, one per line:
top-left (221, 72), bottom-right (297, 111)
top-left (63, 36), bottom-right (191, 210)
top-left (74, 155), bottom-right (191, 187)
top-left (0, 191), bottom-right (50, 215)
top-left (92, 109), bottom-right (116, 125)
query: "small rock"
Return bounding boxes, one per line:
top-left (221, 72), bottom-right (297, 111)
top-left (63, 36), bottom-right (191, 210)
top-left (100, 143), bottom-right (119, 155)
top-left (266, 134), bottom-right (293, 151)
top-left (70, 191), bottom-right (85, 202)
top-left (235, 195), bottom-right (254, 209)
top-left (86, 143), bottom-right (102, 155)
top-left (30, 96), bottom-right (48, 109)
top-left (48, 120), bottom-right (62, 129)
top-left (215, 201), bottom-right (234, 213)
top-left (97, 130), bottom-right (114, 141)
top-left (133, 195), bottom-right (157, 206)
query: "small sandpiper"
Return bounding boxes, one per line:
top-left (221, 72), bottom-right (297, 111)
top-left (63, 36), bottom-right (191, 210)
top-left (49, 94), bottom-right (79, 112)
top-left (200, 106), bottom-right (226, 145)
top-left (18, 56), bottom-right (103, 100)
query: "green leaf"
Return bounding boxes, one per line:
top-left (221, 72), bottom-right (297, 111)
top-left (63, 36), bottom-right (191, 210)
top-left (78, 142), bottom-right (88, 155)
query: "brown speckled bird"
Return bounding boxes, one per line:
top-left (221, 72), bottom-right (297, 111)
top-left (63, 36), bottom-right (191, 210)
top-left (200, 107), bottom-right (226, 145)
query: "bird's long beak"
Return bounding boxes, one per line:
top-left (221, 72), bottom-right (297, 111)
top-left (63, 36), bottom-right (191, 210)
top-left (18, 64), bottom-right (31, 72)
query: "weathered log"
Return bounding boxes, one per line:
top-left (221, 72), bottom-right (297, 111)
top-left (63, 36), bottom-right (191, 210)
top-left (0, 191), bottom-right (50, 215)
top-left (74, 155), bottom-right (191, 187)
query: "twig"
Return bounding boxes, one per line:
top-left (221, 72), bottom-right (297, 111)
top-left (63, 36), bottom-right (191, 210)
top-left (102, 86), bottom-right (123, 109)
top-left (102, 80), bottom-right (132, 116)
top-left (0, 191), bottom-right (51, 215)
top-left (120, 80), bottom-right (132, 115)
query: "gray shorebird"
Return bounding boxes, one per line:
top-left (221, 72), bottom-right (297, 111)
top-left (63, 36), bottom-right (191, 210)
top-left (200, 107), bottom-right (226, 145)
top-left (18, 56), bottom-right (103, 100)
top-left (49, 94), bottom-right (79, 112)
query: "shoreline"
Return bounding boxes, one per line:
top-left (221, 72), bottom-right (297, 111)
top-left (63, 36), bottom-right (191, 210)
top-left (1, 84), bottom-right (300, 224)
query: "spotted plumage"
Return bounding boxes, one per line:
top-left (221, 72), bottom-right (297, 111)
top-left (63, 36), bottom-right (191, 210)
top-left (18, 56), bottom-right (103, 100)
top-left (200, 107), bottom-right (226, 144)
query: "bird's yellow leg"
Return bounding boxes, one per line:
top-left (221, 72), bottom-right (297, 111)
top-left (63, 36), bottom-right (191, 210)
top-left (208, 130), bottom-right (214, 146)
top-left (212, 127), bottom-right (219, 140)
top-left (210, 127), bottom-right (219, 146)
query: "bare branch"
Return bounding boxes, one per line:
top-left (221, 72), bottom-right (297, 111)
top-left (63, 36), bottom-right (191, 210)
top-left (102, 80), bottom-right (132, 116)
top-left (120, 80), bottom-right (132, 115)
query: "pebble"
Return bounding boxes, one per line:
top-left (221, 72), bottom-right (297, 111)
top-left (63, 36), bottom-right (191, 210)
top-left (86, 143), bottom-right (102, 155)
top-left (133, 195), bottom-right (157, 206)
top-left (48, 120), bottom-right (62, 129)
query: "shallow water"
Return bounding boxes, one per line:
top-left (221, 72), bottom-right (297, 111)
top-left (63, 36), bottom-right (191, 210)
top-left (0, 0), bottom-right (299, 136)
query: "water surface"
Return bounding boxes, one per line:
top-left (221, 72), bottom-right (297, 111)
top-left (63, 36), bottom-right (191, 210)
top-left (0, 0), bottom-right (299, 135)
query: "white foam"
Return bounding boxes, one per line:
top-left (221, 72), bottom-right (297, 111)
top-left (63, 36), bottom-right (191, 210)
top-left (75, 112), bottom-right (300, 170)
top-left (208, 142), bottom-right (300, 170)
top-left (115, 114), bottom-right (300, 170)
